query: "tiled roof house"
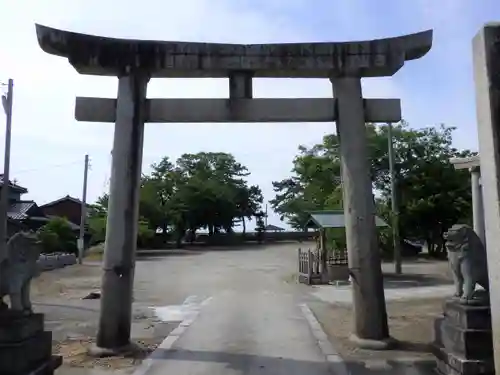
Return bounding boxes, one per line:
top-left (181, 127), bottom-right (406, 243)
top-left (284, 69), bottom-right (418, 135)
top-left (39, 195), bottom-right (90, 229)
top-left (0, 175), bottom-right (48, 234)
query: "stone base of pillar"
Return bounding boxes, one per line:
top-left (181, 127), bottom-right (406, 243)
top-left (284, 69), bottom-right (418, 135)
top-left (432, 299), bottom-right (493, 375)
top-left (0, 312), bottom-right (62, 375)
top-left (88, 342), bottom-right (139, 358)
top-left (348, 333), bottom-right (395, 350)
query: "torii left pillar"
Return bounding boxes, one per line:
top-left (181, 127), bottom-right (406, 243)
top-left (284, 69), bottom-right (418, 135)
top-left (93, 70), bottom-right (149, 353)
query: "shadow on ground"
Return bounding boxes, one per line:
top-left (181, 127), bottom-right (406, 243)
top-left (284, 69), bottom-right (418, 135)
top-left (136, 250), bottom-right (203, 260)
top-left (382, 272), bottom-right (452, 289)
top-left (148, 348), bottom-right (436, 374)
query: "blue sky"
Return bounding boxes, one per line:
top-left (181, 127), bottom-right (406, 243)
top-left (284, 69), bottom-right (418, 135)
top-left (0, 0), bottom-right (497, 229)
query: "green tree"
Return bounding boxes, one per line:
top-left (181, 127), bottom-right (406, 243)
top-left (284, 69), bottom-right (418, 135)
top-left (140, 158), bottom-right (180, 234)
top-left (88, 215), bottom-right (107, 244)
top-left (373, 123), bottom-right (475, 256)
top-left (87, 194), bottom-right (109, 244)
top-left (88, 187), bottom-right (158, 247)
top-left (254, 211), bottom-right (266, 244)
top-left (271, 121), bottom-right (475, 257)
top-left (89, 152), bottom-right (263, 247)
top-left (270, 135), bottom-right (343, 230)
top-left (87, 213), bottom-right (156, 248)
top-left (37, 217), bottom-right (78, 254)
top-left (172, 152), bottom-right (263, 236)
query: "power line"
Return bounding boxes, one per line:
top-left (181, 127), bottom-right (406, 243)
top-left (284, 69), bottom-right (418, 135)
top-left (12, 159), bottom-right (83, 175)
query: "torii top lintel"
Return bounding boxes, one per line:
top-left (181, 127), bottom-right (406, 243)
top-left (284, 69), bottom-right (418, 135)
top-left (35, 24), bottom-right (432, 78)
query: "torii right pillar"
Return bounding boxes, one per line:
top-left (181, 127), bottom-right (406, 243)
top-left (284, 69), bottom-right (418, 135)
top-left (473, 23), bottom-right (500, 374)
top-left (329, 34), bottom-right (433, 348)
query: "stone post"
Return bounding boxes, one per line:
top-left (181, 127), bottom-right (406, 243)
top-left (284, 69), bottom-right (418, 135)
top-left (94, 71), bottom-right (149, 353)
top-left (473, 23), bottom-right (500, 374)
top-left (320, 229), bottom-right (327, 275)
top-left (331, 77), bottom-right (390, 347)
top-left (229, 72), bottom-right (253, 99)
top-left (470, 166), bottom-right (486, 246)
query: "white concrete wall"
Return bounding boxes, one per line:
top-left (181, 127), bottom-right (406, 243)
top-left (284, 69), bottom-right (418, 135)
top-left (36, 253), bottom-right (77, 272)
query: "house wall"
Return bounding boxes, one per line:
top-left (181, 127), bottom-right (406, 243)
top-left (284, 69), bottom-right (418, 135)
top-left (7, 220), bottom-right (27, 238)
top-left (42, 200), bottom-right (82, 226)
top-left (0, 186), bottom-right (22, 202)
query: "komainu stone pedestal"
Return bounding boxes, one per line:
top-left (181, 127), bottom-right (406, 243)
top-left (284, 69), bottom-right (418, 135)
top-left (0, 312), bottom-right (62, 375)
top-left (433, 299), bottom-right (493, 375)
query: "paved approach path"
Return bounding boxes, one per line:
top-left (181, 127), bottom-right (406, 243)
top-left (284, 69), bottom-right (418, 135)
top-left (134, 243), bottom-right (332, 375)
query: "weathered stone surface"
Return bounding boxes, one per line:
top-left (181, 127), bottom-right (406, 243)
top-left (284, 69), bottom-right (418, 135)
top-left (0, 331), bottom-right (52, 374)
top-left (35, 24), bottom-right (433, 78)
top-left (75, 97), bottom-right (402, 124)
top-left (0, 313), bottom-right (44, 343)
top-left (439, 319), bottom-right (492, 360)
top-left (473, 23), bottom-right (500, 375)
top-left (436, 358), bottom-right (494, 375)
top-left (434, 316), bottom-right (445, 347)
top-left (444, 300), bottom-right (491, 330)
top-left (444, 224), bottom-right (489, 304)
top-left (37, 252), bottom-right (76, 272)
top-left (95, 74), bottom-right (147, 350)
top-left (433, 298), bottom-right (494, 374)
top-left (16, 356), bottom-right (63, 375)
top-left (332, 77), bottom-right (389, 343)
top-left (0, 231), bottom-right (42, 313)
top-left (433, 345), bottom-right (493, 375)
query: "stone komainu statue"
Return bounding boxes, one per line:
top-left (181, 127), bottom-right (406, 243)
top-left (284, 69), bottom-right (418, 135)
top-left (444, 224), bottom-right (489, 304)
top-left (0, 231), bottom-right (42, 314)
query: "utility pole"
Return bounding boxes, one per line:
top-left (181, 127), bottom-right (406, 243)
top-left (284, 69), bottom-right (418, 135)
top-left (0, 79), bottom-right (13, 270)
top-left (387, 122), bottom-right (402, 274)
top-left (78, 154), bottom-right (89, 264)
top-left (264, 204), bottom-right (268, 227)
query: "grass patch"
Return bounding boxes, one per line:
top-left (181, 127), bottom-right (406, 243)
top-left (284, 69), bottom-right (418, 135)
top-left (84, 244), bottom-right (104, 261)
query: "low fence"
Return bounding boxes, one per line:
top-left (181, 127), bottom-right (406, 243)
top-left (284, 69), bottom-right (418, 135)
top-left (36, 253), bottom-right (77, 272)
top-left (328, 251), bottom-right (348, 266)
top-left (327, 250), bottom-right (349, 282)
top-left (298, 248), bottom-right (322, 285)
top-left (298, 248), bottom-right (349, 285)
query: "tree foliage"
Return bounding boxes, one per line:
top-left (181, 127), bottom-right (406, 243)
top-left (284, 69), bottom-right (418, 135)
top-left (254, 211), bottom-right (266, 244)
top-left (88, 152), bottom-right (263, 247)
top-left (37, 217), bottom-right (78, 254)
top-left (270, 121), bottom-right (476, 256)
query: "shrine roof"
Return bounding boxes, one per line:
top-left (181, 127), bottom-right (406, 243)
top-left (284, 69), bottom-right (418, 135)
top-left (305, 210), bottom-right (388, 229)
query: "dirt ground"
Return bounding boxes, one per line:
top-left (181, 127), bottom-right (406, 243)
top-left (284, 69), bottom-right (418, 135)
top-left (309, 259), bottom-right (451, 367)
top-left (30, 263), bottom-right (177, 373)
top-left (309, 298), bottom-right (443, 362)
top-left (53, 338), bottom-right (158, 371)
top-left (31, 263), bottom-right (102, 300)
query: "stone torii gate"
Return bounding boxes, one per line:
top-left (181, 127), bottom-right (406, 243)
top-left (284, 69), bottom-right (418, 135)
top-left (35, 24), bottom-right (432, 353)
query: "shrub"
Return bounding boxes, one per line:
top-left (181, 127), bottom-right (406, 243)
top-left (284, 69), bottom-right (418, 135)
top-left (87, 214), bottom-right (156, 249)
top-left (137, 219), bottom-right (155, 248)
top-left (37, 217), bottom-right (78, 254)
top-left (88, 215), bottom-right (107, 245)
top-left (325, 228), bottom-right (346, 254)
